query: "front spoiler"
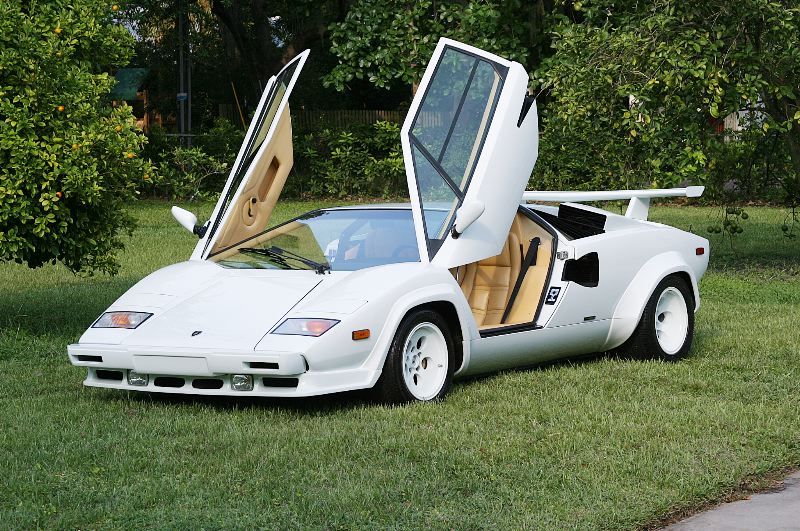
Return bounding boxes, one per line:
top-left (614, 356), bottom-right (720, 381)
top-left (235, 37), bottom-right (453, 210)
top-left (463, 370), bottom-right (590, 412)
top-left (68, 344), bottom-right (378, 398)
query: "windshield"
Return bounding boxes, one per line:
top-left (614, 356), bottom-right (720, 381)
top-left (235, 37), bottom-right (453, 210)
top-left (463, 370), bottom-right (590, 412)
top-left (211, 208), bottom-right (447, 271)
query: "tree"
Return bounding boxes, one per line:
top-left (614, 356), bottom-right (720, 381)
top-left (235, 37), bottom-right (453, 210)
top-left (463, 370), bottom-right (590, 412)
top-left (534, 0), bottom-right (800, 208)
top-left (324, 0), bottom-right (555, 92)
top-left (0, 1), bottom-right (151, 274)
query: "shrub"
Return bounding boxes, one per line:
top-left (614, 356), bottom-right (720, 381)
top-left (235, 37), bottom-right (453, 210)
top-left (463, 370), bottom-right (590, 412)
top-left (0, 1), bottom-right (151, 274)
top-left (144, 146), bottom-right (229, 201)
top-left (290, 121), bottom-right (405, 198)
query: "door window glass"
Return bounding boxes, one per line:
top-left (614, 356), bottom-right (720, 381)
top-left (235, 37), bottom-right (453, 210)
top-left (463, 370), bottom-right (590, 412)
top-left (408, 46), bottom-right (506, 257)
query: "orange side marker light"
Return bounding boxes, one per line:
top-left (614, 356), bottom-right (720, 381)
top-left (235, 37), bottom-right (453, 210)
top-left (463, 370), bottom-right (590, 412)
top-left (352, 329), bottom-right (370, 341)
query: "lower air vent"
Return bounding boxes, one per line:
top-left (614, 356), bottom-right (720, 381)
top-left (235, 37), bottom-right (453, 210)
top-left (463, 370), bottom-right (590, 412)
top-left (95, 369), bottom-right (123, 381)
top-left (154, 376), bottom-right (185, 388)
top-left (192, 378), bottom-right (224, 390)
top-left (76, 355), bottom-right (103, 363)
top-left (262, 377), bottom-right (298, 388)
top-left (247, 361), bottom-right (279, 370)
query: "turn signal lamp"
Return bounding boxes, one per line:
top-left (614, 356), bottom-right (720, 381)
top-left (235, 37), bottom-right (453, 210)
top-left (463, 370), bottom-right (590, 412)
top-left (92, 311), bottom-right (152, 329)
top-left (272, 318), bottom-right (339, 337)
top-left (352, 329), bottom-right (370, 341)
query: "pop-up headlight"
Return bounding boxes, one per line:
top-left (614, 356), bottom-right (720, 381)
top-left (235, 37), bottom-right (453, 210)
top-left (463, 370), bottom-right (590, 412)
top-left (271, 318), bottom-right (339, 337)
top-left (92, 312), bottom-right (153, 329)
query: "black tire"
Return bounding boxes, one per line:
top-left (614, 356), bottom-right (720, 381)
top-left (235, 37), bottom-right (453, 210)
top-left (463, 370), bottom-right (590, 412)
top-left (374, 309), bottom-right (455, 404)
top-left (615, 275), bottom-right (695, 361)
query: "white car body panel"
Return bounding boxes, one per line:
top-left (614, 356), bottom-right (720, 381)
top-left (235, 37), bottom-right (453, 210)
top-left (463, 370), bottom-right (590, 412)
top-left (68, 39), bottom-right (710, 399)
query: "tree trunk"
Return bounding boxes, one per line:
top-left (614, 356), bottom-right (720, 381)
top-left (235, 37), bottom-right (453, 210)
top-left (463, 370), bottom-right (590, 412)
top-left (761, 92), bottom-right (800, 205)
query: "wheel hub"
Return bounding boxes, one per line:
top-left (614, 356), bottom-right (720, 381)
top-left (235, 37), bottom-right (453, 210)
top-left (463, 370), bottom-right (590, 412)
top-left (402, 322), bottom-right (448, 400)
top-left (654, 286), bottom-right (689, 355)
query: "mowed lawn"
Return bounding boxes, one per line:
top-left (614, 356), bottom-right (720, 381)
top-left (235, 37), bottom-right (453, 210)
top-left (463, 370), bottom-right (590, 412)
top-left (1, 200), bottom-right (799, 529)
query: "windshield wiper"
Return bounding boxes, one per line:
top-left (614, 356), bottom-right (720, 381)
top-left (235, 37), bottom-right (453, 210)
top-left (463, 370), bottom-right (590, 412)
top-left (266, 246), bottom-right (331, 274)
top-left (238, 247), bottom-right (295, 270)
top-left (240, 246), bottom-right (330, 274)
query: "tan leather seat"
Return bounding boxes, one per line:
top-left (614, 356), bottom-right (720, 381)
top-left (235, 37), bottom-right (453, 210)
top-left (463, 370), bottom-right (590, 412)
top-left (456, 230), bottom-right (521, 328)
top-left (455, 213), bottom-right (553, 328)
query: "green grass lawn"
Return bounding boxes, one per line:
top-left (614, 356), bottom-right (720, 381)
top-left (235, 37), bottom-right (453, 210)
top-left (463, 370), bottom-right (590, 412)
top-left (1, 200), bottom-right (799, 529)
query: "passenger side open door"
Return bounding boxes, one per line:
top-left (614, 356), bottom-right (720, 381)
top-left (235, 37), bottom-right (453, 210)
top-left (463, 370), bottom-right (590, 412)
top-left (402, 38), bottom-right (539, 269)
top-left (196, 50), bottom-right (309, 259)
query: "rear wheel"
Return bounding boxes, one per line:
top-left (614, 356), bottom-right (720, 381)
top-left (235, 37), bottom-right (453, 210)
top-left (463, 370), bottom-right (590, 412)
top-left (616, 275), bottom-right (694, 361)
top-left (375, 309), bottom-right (454, 403)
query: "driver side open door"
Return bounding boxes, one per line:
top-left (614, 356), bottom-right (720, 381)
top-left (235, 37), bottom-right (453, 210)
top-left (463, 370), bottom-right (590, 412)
top-left (195, 50), bottom-right (309, 259)
top-left (402, 38), bottom-right (539, 269)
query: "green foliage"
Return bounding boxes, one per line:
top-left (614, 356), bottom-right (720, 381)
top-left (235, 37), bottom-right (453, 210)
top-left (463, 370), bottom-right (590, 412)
top-left (140, 119), bottom-right (241, 201)
top-left (534, 0), bottom-right (800, 207)
top-left (325, 0), bottom-right (534, 90)
top-left (145, 147), bottom-right (229, 201)
top-left (290, 121), bottom-right (406, 198)
top-left (0, 0), bottom-right (150, 274)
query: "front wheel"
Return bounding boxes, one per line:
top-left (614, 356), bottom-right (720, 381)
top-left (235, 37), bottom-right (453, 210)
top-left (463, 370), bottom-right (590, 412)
top-left (616, 275), bottom-right (695, 361)
top-left (374, 309), bottom-right (454, 404)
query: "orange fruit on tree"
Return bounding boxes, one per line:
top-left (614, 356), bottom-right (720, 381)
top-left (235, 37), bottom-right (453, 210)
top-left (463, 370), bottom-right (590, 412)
top-left (56, 191), bottom-right (63, 198)
top-left (112, 4), bottom-right (120, 11)
top-left (54, 27), bottom-right (62, 34)
top-left (57, 105), bottom-right (65, 112)
top-left (126, 152), bottom-right (135, 159)
top-left (114, 125), bottom-right (122, 132)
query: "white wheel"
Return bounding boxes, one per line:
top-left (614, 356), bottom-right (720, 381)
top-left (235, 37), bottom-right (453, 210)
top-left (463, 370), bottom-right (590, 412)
top-left (401, 322), bottom-right (449, 401)
top-left (615, 275), bottom-right (695, 361)
top-left (654, 286), bottom-right (689, 355)
top-left (375, 309), bottom-right (455, 403)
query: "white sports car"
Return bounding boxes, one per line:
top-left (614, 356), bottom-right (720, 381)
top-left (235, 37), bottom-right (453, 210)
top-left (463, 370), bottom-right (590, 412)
top-left (68, 39), bottom-right (709, 403)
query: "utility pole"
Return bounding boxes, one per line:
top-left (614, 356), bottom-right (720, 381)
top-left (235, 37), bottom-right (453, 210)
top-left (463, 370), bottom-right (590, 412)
top-left (177, 0), bottom-right (191, 146)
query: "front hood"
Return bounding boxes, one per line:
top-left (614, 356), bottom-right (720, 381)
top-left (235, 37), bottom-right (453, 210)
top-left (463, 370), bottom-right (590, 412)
top-left (80, 261), bottom-right (324, 350)
top-left (125, 274), bottom-right (322, 350)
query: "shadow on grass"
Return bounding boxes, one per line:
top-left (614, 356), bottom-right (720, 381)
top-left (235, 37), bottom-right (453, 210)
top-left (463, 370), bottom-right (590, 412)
top-left (78, 328), bottom-right (718, 414)
top-left (98, 386), bottom-right (376, 414)
top-left (0, 277), bottom-right (138, 338)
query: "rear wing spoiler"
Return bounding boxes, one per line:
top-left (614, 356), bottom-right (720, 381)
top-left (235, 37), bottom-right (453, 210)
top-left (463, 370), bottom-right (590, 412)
top-left (522, 186), bottom-right (704, 220)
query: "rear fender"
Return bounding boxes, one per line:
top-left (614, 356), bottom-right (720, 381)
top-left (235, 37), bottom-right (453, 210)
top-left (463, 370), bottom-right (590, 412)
top-left (602, 251), bottom-right (699, 351)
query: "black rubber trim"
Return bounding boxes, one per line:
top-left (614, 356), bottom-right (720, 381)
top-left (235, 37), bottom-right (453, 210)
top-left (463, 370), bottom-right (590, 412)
top-left (501, 237), bottom-right (540, 324)
top-left (522, 207), bottom-right (559, 326)
top-left (517, 94), bottom-right (535, 127)
top-left (480, 321), bottom-right (540, 338)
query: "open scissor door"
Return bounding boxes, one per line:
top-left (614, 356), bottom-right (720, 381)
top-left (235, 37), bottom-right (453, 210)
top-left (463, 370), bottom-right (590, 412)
top-left (402, 38), bottom-right (538, 269)
top-left (197, 50), bottom-right (309, 258)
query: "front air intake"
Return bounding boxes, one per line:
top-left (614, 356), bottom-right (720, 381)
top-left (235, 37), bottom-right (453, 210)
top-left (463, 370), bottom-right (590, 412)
top-left (95, 369), bottom-right (123, 381)
top-left (153, 377), bottom-right (185, 388)
top-left (262, 377), bottom-right (298, 388)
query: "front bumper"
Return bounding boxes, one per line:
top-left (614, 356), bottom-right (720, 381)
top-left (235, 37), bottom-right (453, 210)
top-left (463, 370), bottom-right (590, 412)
top-left (68, 344), bottom-right (377, 397)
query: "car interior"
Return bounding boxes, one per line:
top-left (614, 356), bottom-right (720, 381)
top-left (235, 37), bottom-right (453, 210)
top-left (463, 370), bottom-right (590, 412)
top-left (452, 210), bottom-right (553, 330)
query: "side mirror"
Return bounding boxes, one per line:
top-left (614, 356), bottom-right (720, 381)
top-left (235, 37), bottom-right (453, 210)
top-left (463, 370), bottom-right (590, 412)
top-left (171, 206), bottom-right (206, 238)
top-left (451, 200), bottom-right (485, 239)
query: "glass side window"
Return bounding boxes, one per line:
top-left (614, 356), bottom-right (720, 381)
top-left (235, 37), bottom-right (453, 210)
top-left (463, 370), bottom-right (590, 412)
top-left (408, 46), bottom-right (506, 256)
